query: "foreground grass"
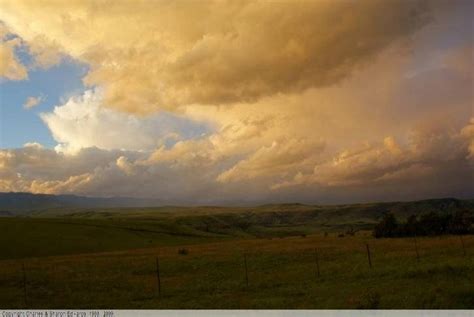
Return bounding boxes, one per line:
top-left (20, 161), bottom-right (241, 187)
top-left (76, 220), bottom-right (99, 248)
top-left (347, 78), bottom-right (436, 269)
top-left (0, 233), bottom-right (472, 309)
top-left (0, 215), bottom-right (368, 260)
top-left (0, 217), bottom-right (228, 260)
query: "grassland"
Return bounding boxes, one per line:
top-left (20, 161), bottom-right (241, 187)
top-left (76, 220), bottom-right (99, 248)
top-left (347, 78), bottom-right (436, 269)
top-left (1, 199), bottom-right (473, 309)
top-left (0, 232), bottom-right (472, 309)
top-left (0, 203), bottom-right (378, 260)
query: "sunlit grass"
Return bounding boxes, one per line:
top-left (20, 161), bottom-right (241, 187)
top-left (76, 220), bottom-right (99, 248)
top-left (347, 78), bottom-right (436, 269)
top-left (1, 233), bottom-right (472, 308)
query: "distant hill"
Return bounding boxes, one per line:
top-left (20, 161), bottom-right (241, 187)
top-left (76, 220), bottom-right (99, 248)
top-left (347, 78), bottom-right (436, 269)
top-left (167, 197), bottom-right (474, 235)
top-left (0, 192), bottom-right (164, 215)
top-left (1, 192), bottom-right (473, 230)
top-left (0, 194), bottom-right (473, 259)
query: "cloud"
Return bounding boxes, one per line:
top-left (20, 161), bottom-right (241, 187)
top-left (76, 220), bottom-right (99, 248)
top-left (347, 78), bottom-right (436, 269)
top-left (460, 118), bottom-right (474, 162)
top-left (2, 35), bottom-right (469, 203)
top-left (0, 144), bottom-right (149, 195)
top-left (0, 143), bottom-right (221, 201)
top-left (23, 95), bottom-right (44, 109)
top-left (1, 116), bottom-right (472, 204)
top-left (0, 21), bottom-right (65, 82)
top-left (0, 0), bottom-right (433, 113)
top-left (40, 89), bottom-right (210, 153)
top-left (272, 119), bottom-right (473, 191)
top-left (26, 35), bottom-right (63, 69)
top-left (0, 0), bottom-right (472, 204)
top-left (217, 138), bottom-right (325, 183)
top-left (0, 34), bottom-right (27, 81)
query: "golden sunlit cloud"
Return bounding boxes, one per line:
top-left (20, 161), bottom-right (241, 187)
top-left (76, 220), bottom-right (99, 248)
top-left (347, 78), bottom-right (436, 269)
top-left (0, 0), bottom-right (472, 203)
top-left (23, 95), bottom-right (44, 109)
top-left (0, 0), bottom-right (431, 113)
top-left (0, 32), bottom-right (27, 80)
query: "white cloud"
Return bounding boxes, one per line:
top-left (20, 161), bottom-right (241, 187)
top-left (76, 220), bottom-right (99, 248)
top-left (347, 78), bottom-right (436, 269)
top-left (40, 89), bottom-right (210, 154)
top-left (0, 118), bottom-right (472, 204)
top-left (23, 95), bottom-right (44, 109)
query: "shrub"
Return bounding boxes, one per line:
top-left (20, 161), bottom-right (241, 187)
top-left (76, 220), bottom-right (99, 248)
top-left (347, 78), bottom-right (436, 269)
top-left (357, 289), bottom-right (381, 309)
top-left (373, 212), bottom-right (399, 238)
top-left (346, 226), bottom-right (356, 236)
top-left (178, 248), bottom-right (189, 255)
top-left (373, 210), bottom-right (473, 238)
top-left (447, 211), bottom-right (473, 234)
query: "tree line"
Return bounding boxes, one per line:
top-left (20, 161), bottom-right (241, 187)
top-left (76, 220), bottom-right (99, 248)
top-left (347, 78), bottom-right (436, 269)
top-left (373, 211), bottom-right (473, 238)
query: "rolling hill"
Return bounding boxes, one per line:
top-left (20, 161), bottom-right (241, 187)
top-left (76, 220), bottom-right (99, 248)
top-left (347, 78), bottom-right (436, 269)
top-left (0, 192), bottom-right (164, 215)
top-left (1, 193), bottom-right (473, 259)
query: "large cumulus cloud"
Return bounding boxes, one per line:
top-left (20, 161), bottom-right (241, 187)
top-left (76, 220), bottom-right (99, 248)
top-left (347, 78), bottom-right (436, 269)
top-left (1, 118), bottom-right (472, 204)
top-left (41, 89), bottom-right (210, 153)
top-left (0, 0), bottom-right (432, 113)
top-left (273, 120), bottom-right (473, 189)
top-left (0, 0), bottom-right (472, 204)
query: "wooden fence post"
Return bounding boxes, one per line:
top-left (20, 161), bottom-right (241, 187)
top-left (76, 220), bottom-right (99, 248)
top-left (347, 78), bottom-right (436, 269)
top-left (22, 263), bottom-right (28, 307)
top-left (314, 248), bottom-right (321, 278)
top-left (366, 243), bottom-right (372, 269)
top-left (155, 257), bottom-right (161, 297)
top-left (244, 253), bottom-right (249, 288)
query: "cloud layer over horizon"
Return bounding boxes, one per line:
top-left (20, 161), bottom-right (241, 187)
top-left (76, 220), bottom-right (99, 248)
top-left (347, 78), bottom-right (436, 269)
top-left (0, 0), bottom-right (472, 204)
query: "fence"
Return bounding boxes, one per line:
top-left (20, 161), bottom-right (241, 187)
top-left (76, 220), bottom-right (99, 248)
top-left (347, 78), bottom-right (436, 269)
top-left (2, 234), bottom-right (472, 308)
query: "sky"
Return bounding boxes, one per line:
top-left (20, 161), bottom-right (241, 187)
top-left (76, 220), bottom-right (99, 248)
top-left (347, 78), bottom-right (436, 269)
top-left (0, 0), bottom-right (472, 205)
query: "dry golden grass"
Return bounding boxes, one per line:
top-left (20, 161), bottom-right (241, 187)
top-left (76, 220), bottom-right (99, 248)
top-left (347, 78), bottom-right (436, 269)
top-left (1, 232), bottom-right (472, 309)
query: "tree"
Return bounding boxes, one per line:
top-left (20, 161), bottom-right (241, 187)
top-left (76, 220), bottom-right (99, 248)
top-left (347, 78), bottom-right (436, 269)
top-left (374, 210), bottom-right (473, 238)
top-left (401, 214), bottom-right (418, 237)
top-left (417, 212), bottom-right (445, 236)
top-left (447, 211), bottom-right (473, 234)
top-left (373, 212), bottom-right (399, 238)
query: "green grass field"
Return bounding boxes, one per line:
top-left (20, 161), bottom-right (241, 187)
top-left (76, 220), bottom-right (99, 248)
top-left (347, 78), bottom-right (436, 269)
top-left (0, 204), bottom-right (379, 260)
top-left (1, 219), bottom-right (473, 308)
top-left (1, 201), bottom-right (473, 309)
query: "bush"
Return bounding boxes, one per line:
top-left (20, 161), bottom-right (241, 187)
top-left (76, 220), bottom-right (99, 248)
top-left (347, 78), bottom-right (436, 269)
top-left (357, 289), bottom-right (381, 309)
top-left (373, 213), bottom-right (399, 238)
top-left (447, 211), bottom-right (473, 234)
top-left (178, 248), bottom-right (189, 255)
top-left (346, 226), bottom-right (356, 236)
top-left (373, 210), bottom-right (473, 238)
top-left (417, 212), bottom-right (446, 236)
top-left (400, 214), bottom-right (418, 236)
